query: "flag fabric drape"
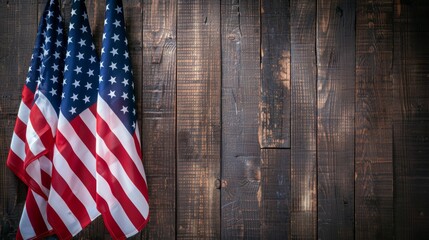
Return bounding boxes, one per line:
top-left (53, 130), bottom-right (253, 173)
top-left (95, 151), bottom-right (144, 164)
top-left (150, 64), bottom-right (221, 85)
top-left (96, 0), bottom-right (149, 238)
top-left (46, 0), bottom-right (101, 238)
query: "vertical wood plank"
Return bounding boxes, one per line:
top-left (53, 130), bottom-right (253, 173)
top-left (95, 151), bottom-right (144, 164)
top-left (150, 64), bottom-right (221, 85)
top-left (260, 149), bottom-right (291, 239)
top-left (290, 0), bottom-right (317, 238)
top-left (177, 0), bottom-right (221, 238)
top-left (259, 0), bottom-right (291, 148)
top-left (220, 0), bottom-right (261, 238)
top-left (355, 0), bottom-right (394, 239)
top-left (142, 0), bottom-right (177, 239)
top-left (0, 0), bottom-right (37, 238)
top-left (317, 0), bottom-right (356, 239)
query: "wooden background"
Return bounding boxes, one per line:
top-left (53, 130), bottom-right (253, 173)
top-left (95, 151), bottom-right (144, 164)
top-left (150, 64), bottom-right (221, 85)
top-left (1, 0), bottom-right (429, 239)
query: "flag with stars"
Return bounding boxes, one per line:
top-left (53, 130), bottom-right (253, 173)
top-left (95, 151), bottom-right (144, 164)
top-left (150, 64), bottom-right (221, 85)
top-left (46, 0), bottom-right (101, 238)
top-left (6, 0), bottom-right (64, 239)
top-left (96, 0), bottom-right (149, 238)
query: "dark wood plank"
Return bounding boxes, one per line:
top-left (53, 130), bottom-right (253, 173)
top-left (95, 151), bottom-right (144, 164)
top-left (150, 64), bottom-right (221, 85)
top-left (0, 0), bottom-right (37, 238)
top-left (289, 0), bottom-right (317, 238)
top-left (260, 149), bottom-right (291, 239)
top-left (394, 121), bottom-right (429, 239)
top-left (259, 0), bottom-right (291, 149)
top-left (141, 0), bottom-right (177, 239)
top-left (355, 1), bottom-right (394, 239)
top-left (220, 0), bottom-right (261, 238)
top-left (316, 0), bottom-right (355, 239)
top-left (176, 0), bottom-right (221, 238)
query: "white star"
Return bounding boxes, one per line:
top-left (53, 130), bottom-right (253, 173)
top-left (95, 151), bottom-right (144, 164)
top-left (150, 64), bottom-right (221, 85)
top-left (109, 76), bottom-right (116, 84)
top-left (69, 23), bottom-right (74, 30)
top-left (91, 43), bottom-right (95, 50)
top-left (87, 69), bottom-right (94, 77)
top-left (66, 51), bottom-right (71, 58)
top-left (115, 6), bottom-right (122, 14)
top-left (68, 37), bottom-right (73, 44)
top-left (80, 25), bottom-right (88, 33)
top-left (83, 95), bottom-right (90, 103)
top-left (56, 27), bottom-right (63, 35)
top-left (72, 80), bottom-right (80, 88)
top-left (120, 106), bottom-right (128, 114)
top-left (123, 51), bottom-right (129, 59)
top-left (99, 75), bottom-right (103, 82)
top-left (76, 52), bottom-right (84, 60)
top-left (110, 48), bottom-right (118, 56)
top-left (77, 52), bottom-right (84, 60)
top-left (53, 51), bottom-right (61, 59)
top-left (63, 78), bottom-right (67, 85)
top-left (47, 10), bottom-right (53, 18)
top-left (133, 108), bottom-right (136, 115)
top-left (101, 47), bottom-right (105, 54)
top-left (61, 92), bottom-right (65, 99)
top-left (71, 93), bottom-right (79, 101)
top-left (44, 36), bottom-right (51, 44)
top-left (121, 92), bottom-right (128, 100)
top-left (113, 20), bottom-right (121, 28)
top-left (122, 79), bottom-right (129, 86)
top-left (104, 18), bottom-right (108, 25)
top-left (103, 33), bottom-right (106, 40)
top-left (122, 65), bottom-right (129, 72)
top-left (52, 63), bottom-right (59, 71)
top-left (100, 61), bottom-right (104, 68)
top-left (46, 23), bottom-right (52, 31)
top-left (78, 39), bottom-right (86, 47)
top-left (71, 8), bottom-right (77, 16)
top-left (85, 82), bottom-right (92, 90)
top-left (111, 34), bottom-right (120, 42)
top-left (108, 90), bottom-right (116, 98)
top-left (132, 122), bottom-right (136, 129)
top-left (106, 4), bottom-right (110, 11)
top-left (124, 38), bottom-right (128, 45)
top-left (74, 66), bottom-right (82, 74)
top-left (69, 107), bottom-right (77, 114)
top-left (83, 12), bottom-right (88, 20)
top-left (57, 15), bottom-right (63, 22)
top-left (89, 56), bottom-right (96, 63)
top-left (26, 77), bottom-right (30, 83)
top-left (64, 65), bottom-right (69, 72)
top-left (49, 88), bottom-right (57, 96)
top-left (43, 48), bottom-right (49, 56)
top-left (55, 40), bottom-right (62, 48)
top-left (109, 62), bottom-right (117, 70)
top-left (51, 75), bottom-right (58, 83)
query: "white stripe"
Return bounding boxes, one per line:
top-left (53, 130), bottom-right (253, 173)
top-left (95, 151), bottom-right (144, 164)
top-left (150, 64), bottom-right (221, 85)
top-left (79, 107), bottom-right (97, 137)
top-left (26, 120), bottom-right (47, 157)
top-left (52, 146), bottom-right (99, 218)
top-left (34, 92), bottom-right (58, 135)
top-left (25, 161), bottom-right (50, 197)
top-left (96, 136), bottom-right (149, 218)
top-left (18, 205), bottom-right (36, 239)
top-left (96, 174), bottom-right (137, 235)
top-left (48, 188), bottom-right (82, 236)
top-left (97, 96), bottom-right (146, 178)
top-left (57, 112), bottom-right (97, 177)
top-left (10, 132), bottom-right (26, 161)
top-left (33, 190), bottom-right (52, 230)
top-left (17, 100), bottom-right (31, 125)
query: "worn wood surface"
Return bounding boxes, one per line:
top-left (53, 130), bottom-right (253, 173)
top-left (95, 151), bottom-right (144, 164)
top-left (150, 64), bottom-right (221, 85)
top-left (1, 0), bottom-right (429, 239)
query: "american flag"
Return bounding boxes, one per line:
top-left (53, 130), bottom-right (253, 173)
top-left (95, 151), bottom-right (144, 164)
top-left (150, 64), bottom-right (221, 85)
top-left (46, 0), bottom-right (100, 238)
top-left (7, 0), bottom-right (65, 239)
top-left (96, 0), bottom-right (149, 238)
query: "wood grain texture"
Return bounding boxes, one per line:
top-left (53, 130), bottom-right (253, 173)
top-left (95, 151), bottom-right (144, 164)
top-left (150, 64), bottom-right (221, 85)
top-left (176, 0), bottom-right (221, 238)
top-left (220, 0), bottom-right (261, 238)
top-left (0, 0), bottom-right (37, 239)
top-left (260, 149), bottom-right (291, 239)
top-left (355, 0), bottom-right (394, 239)
top-left (317, 0), bottom-right (355, 239)
top-left (141, 0), bottom-right (177, 239)
top-left (259, 0), bottom-right (291, 149)
top-left (290, 0), bottom-right (317, 238)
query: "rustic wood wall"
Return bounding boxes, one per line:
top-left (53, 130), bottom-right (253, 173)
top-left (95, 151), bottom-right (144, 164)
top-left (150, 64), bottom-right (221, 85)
top-left (1, 0), bottom-right (429, 239)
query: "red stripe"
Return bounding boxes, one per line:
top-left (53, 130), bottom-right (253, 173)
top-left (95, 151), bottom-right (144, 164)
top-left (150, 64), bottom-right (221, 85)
top-left (97, 156), bottom-right (146, 228)
top-left (51, 167), bottom-right (92, 228)
top-left (96, 193), bottom-right (126, 240)
top-left (41, 168), bottom-right (51, 190)
top-left (25, 173), bottom-right (48, 200)
top-left (22, 84), bottom-right (35, 107)
top-left (56, 131), bottom-right (96, 199)
top-left (69, 112), bottom-right (96, 157)
top-left (25, 191), bottom-right (49, 236)
top-left (14, 117), bottom-right (28, 143)
top-left (47, 203), bottom-right (72, 240)
top-left (96, 118), bottom-right (149, 199)
top-left (6, 151), bottom-right (26, 184)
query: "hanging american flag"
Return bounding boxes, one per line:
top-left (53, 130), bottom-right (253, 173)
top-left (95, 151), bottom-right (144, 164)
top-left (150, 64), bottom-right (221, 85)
top-left (46, 0), bottom-right (101, 238)
top-left (96, 0), bottom-right (149, 238)
top-left (6, 0), bottom-right (65, 239)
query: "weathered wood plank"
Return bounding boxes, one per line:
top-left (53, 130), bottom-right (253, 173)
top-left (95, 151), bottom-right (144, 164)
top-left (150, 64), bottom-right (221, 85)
top-left (220, 0), bottom-right (261, 238)
top-left (141, 0), bottom-right (177, 239)
top-left (177, 0), bottom-right (221, 238)
top-left (260, 149), bottom-right (291, 239)
top-left (0, 0), bottom-right (37, 239)
top-left (355, 0), bottom-right (394, 239)
top-left (394, 121), bottom-right (429, 239)
top-left (317, 0), bottom-right (355, 239)
top-left (259, 0), bottom-right (291, 149)
top-left (290, 0), bottom-right (317, 238)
